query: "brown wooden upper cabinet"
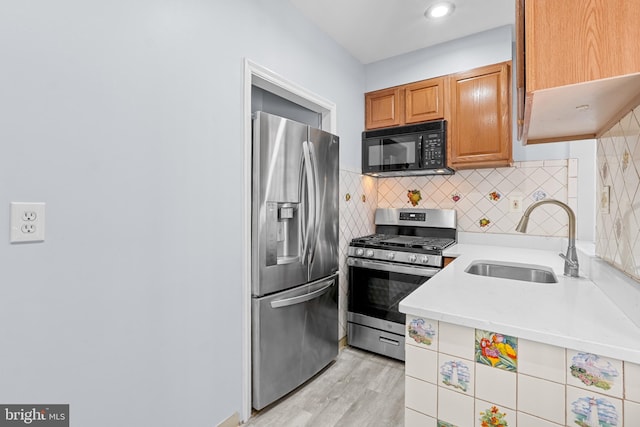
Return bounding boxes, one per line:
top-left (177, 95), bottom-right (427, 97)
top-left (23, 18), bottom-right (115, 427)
top-left (365, 77), bottom-right (445, 130)
top-left (517, 0), bottom-right (640, 144)
top-left (449, 62), bottom-right (512, 169)
top-left (404, 77), bottom-right (446, 124)
top-left (365, 87), bottom-right (402, 129)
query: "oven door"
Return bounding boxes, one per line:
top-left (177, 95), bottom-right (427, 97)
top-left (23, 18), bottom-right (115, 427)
top-left (362, 134), bottom-right (422, 174)
top-left (347, 258), bottom-right (439, 360)
top-left (347, 258), bottom-right (439, 324)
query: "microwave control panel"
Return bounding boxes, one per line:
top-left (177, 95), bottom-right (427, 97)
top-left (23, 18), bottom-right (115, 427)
top-left (422, 132), bottom-right (445, 168)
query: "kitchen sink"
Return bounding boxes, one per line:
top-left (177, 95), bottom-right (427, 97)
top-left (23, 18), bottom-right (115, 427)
top-left (465, 260), bottom-right (558, 284)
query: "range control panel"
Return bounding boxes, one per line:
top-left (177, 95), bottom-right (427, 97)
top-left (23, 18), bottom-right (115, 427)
top-left (399, 212), bottom-right (426, 222)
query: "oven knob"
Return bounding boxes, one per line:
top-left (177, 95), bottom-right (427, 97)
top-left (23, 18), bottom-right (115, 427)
top-left (387, 252), bottom-right (395, 260)
top-left (420, 256), bottom-right (430, 264)
top-left (408, 254), bottom-right (417, 263)
top-left (355, 248), bottom-right (364, 256)
top-left (366, 249), bottom-right (375, 257)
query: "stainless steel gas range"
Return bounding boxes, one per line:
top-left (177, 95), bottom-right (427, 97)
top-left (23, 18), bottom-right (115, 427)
top-left (347, 208), bottom-right (457, 361)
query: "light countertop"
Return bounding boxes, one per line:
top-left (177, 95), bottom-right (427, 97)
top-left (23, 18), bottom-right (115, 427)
top-left (399, 241), bottom-right (640, 364)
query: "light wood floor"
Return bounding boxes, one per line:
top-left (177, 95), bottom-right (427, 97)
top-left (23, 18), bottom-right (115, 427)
top-left (245, 347), bottom-right (405, 427)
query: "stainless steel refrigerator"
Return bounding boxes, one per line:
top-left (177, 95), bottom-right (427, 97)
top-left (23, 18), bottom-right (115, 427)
top-left (251, 111), bottom-right (339, 410)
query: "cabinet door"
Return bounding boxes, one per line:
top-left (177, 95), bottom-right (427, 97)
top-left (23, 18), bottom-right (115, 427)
top-left (525, 0), bottom-right (640, 92)
top-left (365, 87), bottom-right (401, 129)
top-left (404, 77), bottom-right (445, 123)
top-left (449, 62), bottom-right (512, 169)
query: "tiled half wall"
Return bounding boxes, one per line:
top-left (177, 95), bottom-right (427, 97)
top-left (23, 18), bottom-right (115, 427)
top-left (596, 105), bottom-right (640, 281)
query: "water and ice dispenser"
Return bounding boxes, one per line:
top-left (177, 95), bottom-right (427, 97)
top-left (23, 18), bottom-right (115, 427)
top-left (265, 201), bottom-right (300, 266)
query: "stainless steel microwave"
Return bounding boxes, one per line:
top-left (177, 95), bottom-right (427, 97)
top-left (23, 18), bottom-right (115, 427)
top-left (361, 120), bottom-right (453, 176)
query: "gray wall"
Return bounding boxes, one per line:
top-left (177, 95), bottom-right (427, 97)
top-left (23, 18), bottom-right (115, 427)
top-left (0, 1), bottom-right (363, 425)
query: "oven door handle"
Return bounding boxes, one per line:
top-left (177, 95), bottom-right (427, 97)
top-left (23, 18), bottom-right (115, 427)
top-left (347, 258), bottom-right (440, 277)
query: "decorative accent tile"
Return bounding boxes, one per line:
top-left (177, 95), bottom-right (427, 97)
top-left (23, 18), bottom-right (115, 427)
top-left (475, 330), bottom-right (518, 372)
top-left (532, 189), bottom-right (547, 201)
top-left (406, 315), bottom-right (438, 350)
top-left (407, 189), bottom-right (422, 206)
top-left (475, 400), bottom-right (516, 427)
top-left (566, 350), bottom-right (623, 398)
top-left (479, 217), bottom-right (491, 228)
top-left (438, 386), bottom-right (474, 427)
top-left (518, 338), bottom-right (566, 384)
top-left (567, 385), bottom-right (623, 427)
top-left (437, 420), bottom-right (457, 427)
top-left (600, 186), bottom-right (611, 213)
top-left (475, 363), bottom-right (517, 409)
top-left (406, 344), bottom-right (438, 384)
top-left (439, 355), bottom-right (473, 395)
top-left (488, 191), bottom-right (501, 201)
top-left (517, 374), bottom-right (566, 425)
top-left (439, 322), bottom-right (475, 360)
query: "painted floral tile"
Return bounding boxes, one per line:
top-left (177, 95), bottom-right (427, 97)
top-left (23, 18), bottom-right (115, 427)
top-left (440, 358), bottom-right (472, 393)
top-left (478, 405), bottom-right (515, 427)
top-left (407, 315), bottom-right (438, 350)
top-left (567, 385), bottom-right (622, 427)
top-left (475, 330), bottom-right (518, 372)
top-left (437, 421), bottom-right (457, 427)
top-left (567, 350), bottom-right (623, 398)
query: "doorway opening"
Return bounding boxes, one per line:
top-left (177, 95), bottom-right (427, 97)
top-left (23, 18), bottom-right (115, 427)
top-left (241, 59), bottom-right (337, 422)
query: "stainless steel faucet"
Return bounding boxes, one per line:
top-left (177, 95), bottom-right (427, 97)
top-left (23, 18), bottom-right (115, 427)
top-left (515, 199), bottom-right (579, 277)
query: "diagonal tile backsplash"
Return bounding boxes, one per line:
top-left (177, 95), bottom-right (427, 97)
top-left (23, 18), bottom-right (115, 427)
top-left (596, 105), bottom-right (640, 281)
top-left (377, 160), bottom-right (573, 237)
top-left (338, 169), bottom-right (377, 339)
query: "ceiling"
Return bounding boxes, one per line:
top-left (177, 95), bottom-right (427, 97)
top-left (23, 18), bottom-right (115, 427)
top-left (289, 0), bottom-right (515, 64)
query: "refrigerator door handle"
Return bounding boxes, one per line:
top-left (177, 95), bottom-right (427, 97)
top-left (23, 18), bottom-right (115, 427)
top-left (306, 140), bottom-right (320, 267)
top-left (269, 279), bottom-right (334, 309)
top-left (300, 140), bottom-right (316, 266)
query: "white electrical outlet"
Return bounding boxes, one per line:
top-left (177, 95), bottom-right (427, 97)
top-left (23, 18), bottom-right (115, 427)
top-left (10, 202), bottom-right (45, 243)
top-left (509, 195), bottom-right (523, 213)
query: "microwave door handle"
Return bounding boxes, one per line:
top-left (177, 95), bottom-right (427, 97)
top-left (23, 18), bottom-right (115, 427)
top-left (418, 135), bottom-right (423, 168)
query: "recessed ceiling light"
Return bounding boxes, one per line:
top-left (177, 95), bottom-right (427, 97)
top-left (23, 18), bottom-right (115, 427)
top-left (424, 2), bottom-right (456, 19)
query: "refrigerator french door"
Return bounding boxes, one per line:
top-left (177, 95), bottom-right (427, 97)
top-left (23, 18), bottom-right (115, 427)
top-left (251, 111), bottom-right (339, 410)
